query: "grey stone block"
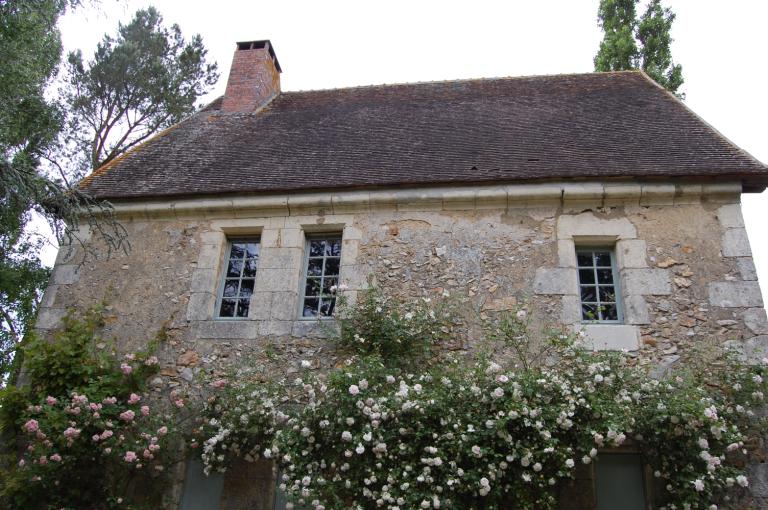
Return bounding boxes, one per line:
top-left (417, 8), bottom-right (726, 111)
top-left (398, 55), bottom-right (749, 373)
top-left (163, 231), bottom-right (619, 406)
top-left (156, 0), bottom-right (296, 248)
top-left (744, 308), bottom-right (768, 335)
top-left (615, 239), bottom-right (648, 269)
top-left (270, 291), bottom-right (299, 321)
top-left (578, 324), bottom-right (640, 351)
top-left (557, 213), bottom-right (636, 240)
top-left (737, 257), bottom-right (758, 280)
top-left (196, 243), bottom-right (223, 269)
top-left (560, 295), bottom-right (581, 324)
top-left (557, 240), bottom-right (576, 268)
top-left (195, 320), bottom-right (259, 340)
top-left (292, 319), bottom-right (336, 338)
top-left (36, 308), bottom-right (66, 330)
top-left (623, 294), bottom-right (650, 324)
top-left (709, 281), bottom-right (764, 308)
top-left (533, 267), bottom-right (577, 295)
top-left (621, 268), bottom-right (671, 296)
top-left (716, 203), bottom-right (745, 229)
top-left (744, 336), bottom-right (768, 364)
top-left (186, 292), bottom-right (215, 321)
top-left (722, 228), bottom-right (752, 257)
top-left (52, 264), bottom-right (80, 285)
top-left (260, 320), bottom-right (293, 337)
top-left (258, 247), bottom-right (303, 270)
top-left (190, 268), bottom-right (217, 293)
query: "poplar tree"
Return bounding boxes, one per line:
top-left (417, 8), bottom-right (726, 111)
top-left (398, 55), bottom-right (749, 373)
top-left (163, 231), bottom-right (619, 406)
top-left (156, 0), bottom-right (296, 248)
top-left (594, 0), bottom-right (684, 96)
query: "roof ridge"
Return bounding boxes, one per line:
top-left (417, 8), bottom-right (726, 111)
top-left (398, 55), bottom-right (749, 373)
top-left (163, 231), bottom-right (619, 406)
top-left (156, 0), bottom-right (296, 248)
top-left (279, 70), bottom-right (644, 95)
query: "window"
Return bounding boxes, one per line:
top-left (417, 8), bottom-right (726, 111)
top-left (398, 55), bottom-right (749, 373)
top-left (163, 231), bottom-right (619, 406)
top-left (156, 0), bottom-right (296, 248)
top-left (217, 238), bottom-right (260, 318)
top-left (300, 236), bottom-right (342, 318)
top-left (576, 249), bottom-right (621, 322)
top-left (595, 453), bottom-right (647, 510)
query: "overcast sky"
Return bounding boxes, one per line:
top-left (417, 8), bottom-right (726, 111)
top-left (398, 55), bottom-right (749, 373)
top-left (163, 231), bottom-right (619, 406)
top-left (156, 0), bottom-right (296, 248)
top-left (59, 0), bottom-right (767, 297)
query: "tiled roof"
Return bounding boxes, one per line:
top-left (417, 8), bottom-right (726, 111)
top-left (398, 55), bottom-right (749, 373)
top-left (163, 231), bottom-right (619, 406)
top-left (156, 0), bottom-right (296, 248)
top-left (79, 71), bottom-right (768, 199)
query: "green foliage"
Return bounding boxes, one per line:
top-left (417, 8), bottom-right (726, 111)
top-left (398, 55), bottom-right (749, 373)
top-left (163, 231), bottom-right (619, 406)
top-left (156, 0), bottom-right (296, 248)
top-left (63, 6), bottom-right (219, 171)
top-left (594, 0), bottom-right (684, 95)
top-left (0, 307), bottom-right (178, 509)
top-left (200, 296), bottom-right (765, 509)
top-left (0, 0), bottom-right (130, 385)
top-left (637, 0), bottom-right (684, 94)
top-left (335, 286), bottom-right (455, 364)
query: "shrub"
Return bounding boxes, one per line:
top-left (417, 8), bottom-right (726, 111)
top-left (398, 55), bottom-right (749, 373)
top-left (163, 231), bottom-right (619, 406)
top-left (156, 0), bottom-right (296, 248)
top-left (200, 297), bottom-right (766, 510)
top-left (0, 307), bottom-right (180, 510)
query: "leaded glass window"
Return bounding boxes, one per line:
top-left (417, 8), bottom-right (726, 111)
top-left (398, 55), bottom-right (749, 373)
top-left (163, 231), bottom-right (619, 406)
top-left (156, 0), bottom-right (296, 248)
top-left (301, 236), bottom-right (342, 318)
top-left (576, 249), bottom-right (621, 322)
top-left (217, 239), bottom-right (259, 318)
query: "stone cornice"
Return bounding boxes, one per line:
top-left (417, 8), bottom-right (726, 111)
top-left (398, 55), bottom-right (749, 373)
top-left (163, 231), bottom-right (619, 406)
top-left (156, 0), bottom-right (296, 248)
top-left (102, 181), bottom-right (743, 220)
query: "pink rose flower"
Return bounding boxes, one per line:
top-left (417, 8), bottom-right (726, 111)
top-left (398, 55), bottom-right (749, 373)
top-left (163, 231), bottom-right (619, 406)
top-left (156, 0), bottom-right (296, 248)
top-left (157, 426), bottom-right (168, 436)
top-left (144, 356), bottom-right (158, 366)
top-left (45, 396), bottom-right (57, 406)
top-left (102, 397), bottom-right (117, 405)
top-left (120, 363), bottom-right (133, 375)
top-left (23, 419), bottom-right (39, 433)
top-left (100, 429), bottom-right (114, 440)
top-left (128, 393), bottom-right (141, 405)
top-left (174, 399), bottom-right (184, 408)
top-left (63, 427), bottom-right (81, 439)
top-left (119, 410), bottom-right (135, 422)
top-left (49, 453), bottom-right (62, 462)
top-left (141, 406), bottom-right (150, 416)
top-left (124, 451), bottom-right (137, 463)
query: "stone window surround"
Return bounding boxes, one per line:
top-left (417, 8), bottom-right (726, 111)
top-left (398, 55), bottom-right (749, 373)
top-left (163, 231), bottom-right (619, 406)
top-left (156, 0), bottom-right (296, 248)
top-left (186, 216), bottom-right (362, 339)
top-left (534, 212), bottom-right (672, 351)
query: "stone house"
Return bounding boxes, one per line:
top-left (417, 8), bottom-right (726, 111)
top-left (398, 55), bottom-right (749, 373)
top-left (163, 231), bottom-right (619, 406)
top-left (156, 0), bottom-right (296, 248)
top-left (40, 40), bottom-right (768, 508)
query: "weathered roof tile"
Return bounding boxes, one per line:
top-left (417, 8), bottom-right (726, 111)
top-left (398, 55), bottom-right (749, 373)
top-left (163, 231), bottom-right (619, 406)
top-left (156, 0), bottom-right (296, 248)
top-left (79, 71), bottom-right (768, 199)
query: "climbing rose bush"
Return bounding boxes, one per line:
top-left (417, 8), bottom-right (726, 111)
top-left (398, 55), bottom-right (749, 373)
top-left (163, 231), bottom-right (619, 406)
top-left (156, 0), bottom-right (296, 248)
top-left (199, 295), bottom-right (767, 510)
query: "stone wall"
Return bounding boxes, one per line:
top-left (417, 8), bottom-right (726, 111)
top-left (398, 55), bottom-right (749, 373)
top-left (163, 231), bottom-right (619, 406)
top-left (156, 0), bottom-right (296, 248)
top-left (36, 181), bottom-right (768, 508)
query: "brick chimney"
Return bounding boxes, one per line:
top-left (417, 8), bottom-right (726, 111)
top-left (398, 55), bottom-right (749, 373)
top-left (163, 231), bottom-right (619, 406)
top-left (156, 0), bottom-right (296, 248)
top-left (221, 40), bottom-right (281, 113)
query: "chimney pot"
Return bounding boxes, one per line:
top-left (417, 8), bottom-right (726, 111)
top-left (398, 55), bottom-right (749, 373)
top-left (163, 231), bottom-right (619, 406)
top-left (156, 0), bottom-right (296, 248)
top-left (221, 40), bottom-right (281, 113)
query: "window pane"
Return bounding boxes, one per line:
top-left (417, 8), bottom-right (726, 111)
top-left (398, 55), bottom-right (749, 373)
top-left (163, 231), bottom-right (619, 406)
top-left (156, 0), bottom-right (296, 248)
top-left (601, 304), bottom-right (619, 321)
top-left (577, 253), bottom-right (593, 267)
top-left (322, 277), bottom-right (338, 295)
top-left (324, 258), bottom-right (340, 276)
top-left (245, 243), bottom-right (259, 258)
top-left (594, 252), bottom-right (612, 266)
top-left (223, 280), bottom-right (239, 297)
top-left (309, 240), bottom-right (326, 257)
top-left (239, 279), bottom-right (254, 298)
top-left (596, 268), bottom-right (614, 284)
top-left (307, 258), bottom-right (323, 276)
top-left (230, 243), bottom-right (246, 259)
top-left (326, 239), bottom-right (342, 257)
top-left (599, 286), bottom-right (616, 302)
top-left (243, 259), bottom-right (258, 277)
top-left (305, 278), bottom-right (321, 297)
top-left (303, 298), bottom-right (319, 317)
top-left (227, 259), bottom-right (243, 277)
top-left (582, 303), bottom-right (598, 321)
top-left (580, 286), bottom-right (596, 302)
top-left (219, 299), bottom-right (236, 317)
top-left (236, 298), bottom-right (250, 318)
top-left (578, 269), bottom-right (595, 285)
top-left (320, 298), bottom-right (336, 316)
